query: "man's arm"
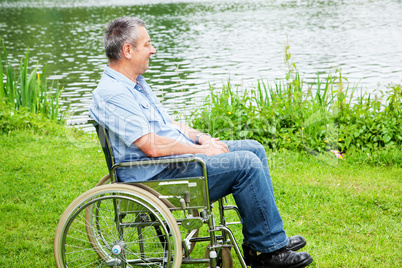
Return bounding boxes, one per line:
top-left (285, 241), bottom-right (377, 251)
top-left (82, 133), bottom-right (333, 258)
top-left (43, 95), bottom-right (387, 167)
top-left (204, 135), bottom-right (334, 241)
top-left (134, 132), bottom-right (228, 158)
top-left (171, 119), bottom-right (226, 145)
top-left (171, 119), bottom-right (203, 142)
top-left (171, 119), bottom-right (229, 151)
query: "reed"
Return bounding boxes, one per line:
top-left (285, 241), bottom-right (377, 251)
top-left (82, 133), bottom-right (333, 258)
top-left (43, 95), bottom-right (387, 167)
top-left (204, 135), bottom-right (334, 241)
top-left (0, 42), bottom-right (65, 121)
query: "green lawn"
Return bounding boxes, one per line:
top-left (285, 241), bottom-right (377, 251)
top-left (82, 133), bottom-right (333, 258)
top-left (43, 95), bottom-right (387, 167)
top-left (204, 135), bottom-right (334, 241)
top-left (0, 130), bottom-right (400, 267)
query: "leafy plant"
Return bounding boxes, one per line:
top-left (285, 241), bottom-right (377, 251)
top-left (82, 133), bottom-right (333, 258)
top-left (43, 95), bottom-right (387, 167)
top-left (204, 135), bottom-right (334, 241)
top-left (0, 98), bottom-right (66, 135)
top-left (189, 71), bottom-right (401, 165)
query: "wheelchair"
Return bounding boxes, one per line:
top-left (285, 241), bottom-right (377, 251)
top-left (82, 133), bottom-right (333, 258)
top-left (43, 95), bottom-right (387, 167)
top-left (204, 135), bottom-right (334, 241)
top-left (54, 121), bottom-right (248, 268)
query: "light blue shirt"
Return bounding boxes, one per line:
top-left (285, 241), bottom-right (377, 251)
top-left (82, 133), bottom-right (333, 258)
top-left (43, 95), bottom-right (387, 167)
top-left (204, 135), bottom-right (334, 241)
top-left (90, 66), bottom-right (194, 182)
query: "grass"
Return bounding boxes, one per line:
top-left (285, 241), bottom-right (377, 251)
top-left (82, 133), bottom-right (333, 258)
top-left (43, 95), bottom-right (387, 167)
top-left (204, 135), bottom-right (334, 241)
top-left (270, 150), bottom-right (401, 267)
top-left (0, 129), bottom-right (107, 267)
top-left (0, 127), bottom-right (400, 267)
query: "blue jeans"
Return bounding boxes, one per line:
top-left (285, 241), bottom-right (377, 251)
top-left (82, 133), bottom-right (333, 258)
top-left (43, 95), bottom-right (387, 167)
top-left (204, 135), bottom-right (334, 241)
top-left (151, 140), bottom-right (288, 253)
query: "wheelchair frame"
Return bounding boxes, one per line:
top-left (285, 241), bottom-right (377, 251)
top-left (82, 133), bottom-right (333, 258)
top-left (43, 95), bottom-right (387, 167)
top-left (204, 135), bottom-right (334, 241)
top-left (54, 121), bottom-right (248, 268)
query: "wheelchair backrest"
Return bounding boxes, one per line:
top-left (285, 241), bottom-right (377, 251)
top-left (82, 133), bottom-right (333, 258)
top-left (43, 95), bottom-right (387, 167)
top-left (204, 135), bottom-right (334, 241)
top-left (92, 122), bottom-right (115, 176)
top-left (90, 120), bottom-right (211, 209)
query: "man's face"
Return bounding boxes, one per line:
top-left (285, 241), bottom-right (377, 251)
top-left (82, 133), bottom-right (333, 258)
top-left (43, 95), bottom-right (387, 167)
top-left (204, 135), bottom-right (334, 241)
top-left (131, 26), bottom-right (156, 75)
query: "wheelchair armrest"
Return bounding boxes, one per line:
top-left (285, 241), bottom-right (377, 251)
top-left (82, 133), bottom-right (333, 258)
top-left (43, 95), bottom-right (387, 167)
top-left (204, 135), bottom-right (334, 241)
top-left (111, 155), bottom-right (208, 185)
top-left (111, 155), bottom-right (207, 171)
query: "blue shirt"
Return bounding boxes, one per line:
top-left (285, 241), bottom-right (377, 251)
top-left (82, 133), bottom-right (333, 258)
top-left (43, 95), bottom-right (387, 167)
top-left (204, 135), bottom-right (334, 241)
top-left (90, 66), bottom-right (194, 182)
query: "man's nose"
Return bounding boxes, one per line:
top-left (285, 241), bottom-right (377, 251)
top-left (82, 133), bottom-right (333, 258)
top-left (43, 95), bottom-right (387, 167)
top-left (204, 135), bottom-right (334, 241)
top-left (150, 45), bottom-right (156, 55)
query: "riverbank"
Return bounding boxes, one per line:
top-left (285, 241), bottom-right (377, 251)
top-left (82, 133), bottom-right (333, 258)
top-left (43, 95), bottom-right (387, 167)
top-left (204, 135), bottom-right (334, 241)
top-left (0, 126), bottom-right (400, 267)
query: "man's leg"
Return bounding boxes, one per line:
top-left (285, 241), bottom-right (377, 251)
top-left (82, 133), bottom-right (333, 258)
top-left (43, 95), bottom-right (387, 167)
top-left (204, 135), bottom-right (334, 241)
top-left (153, 150), bottom-right (287, 252)
top-left (151, 147), bottom-right (312, 267)
top-left (223, 140), bottom-right (274, 195)
top-left (222, 140), bottom-right (308, 254)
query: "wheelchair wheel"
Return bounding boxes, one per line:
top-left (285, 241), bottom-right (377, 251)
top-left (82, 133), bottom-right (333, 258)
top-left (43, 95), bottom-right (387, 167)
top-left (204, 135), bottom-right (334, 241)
top-left (92, 174), bottom-right (200, 255)
top-left (204, 245), bottom-right (233, 268)
top-left (92, 174), bottom-right (176, 209)
top-left (91, 175), bottom-right (199, 254)
top-left (96, 173), bottom-right (112, 186)
top-left (54, 184), bottom-right (182, 268)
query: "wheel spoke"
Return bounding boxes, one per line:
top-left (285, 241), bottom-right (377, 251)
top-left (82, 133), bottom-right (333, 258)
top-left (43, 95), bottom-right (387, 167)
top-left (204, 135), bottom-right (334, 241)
top-left (54, 184), bottom-right (182, 268)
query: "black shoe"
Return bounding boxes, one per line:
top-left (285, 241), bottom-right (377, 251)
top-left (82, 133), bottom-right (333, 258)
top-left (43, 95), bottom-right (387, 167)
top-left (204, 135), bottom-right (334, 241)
top-left (285, 235), bottom-right (306, 251)
top-left (250, 247), bottom-right (313, 268)
top-left (242, 236), bottom-right (307, 265)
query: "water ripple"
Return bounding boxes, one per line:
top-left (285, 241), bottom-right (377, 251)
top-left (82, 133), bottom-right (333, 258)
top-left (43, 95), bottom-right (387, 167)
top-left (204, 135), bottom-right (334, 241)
top-left (1, 0), bottom-right (401, 125)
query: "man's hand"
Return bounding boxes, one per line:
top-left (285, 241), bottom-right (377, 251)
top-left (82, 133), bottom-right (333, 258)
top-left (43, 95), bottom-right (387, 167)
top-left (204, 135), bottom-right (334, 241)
top-left (199, 137), bottom-right (229, 156)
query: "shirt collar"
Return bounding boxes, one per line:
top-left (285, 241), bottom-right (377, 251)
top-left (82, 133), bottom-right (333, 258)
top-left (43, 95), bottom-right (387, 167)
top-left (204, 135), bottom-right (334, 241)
top-left (104, 65), bottom-right (145, 92)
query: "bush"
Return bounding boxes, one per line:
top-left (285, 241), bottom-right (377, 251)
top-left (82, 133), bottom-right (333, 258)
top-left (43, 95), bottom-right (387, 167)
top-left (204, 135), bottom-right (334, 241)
top-left (0, 98), bottom-right (65, 135)
top-left (189, 72), bottom-right (401, 166)
top-left (337, 83), bottom-right (402, 153)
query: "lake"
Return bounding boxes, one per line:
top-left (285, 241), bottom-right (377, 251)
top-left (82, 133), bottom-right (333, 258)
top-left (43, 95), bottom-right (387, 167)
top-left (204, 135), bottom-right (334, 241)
top-left (1, 0), bottom-right (402, 125)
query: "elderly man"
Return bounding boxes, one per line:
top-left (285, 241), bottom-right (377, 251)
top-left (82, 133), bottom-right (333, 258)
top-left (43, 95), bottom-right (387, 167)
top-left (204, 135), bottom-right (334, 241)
top-left (90, 16), bottom-right (313, 268)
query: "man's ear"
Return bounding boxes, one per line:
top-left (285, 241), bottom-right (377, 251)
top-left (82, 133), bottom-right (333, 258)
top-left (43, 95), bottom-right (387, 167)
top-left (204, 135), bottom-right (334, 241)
top-left (122, 43), bottom-right (133, 59)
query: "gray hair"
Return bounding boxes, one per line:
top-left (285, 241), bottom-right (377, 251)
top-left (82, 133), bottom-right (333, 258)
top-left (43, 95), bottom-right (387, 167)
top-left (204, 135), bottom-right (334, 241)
top-left (103, 17), bottom-right (146, 61)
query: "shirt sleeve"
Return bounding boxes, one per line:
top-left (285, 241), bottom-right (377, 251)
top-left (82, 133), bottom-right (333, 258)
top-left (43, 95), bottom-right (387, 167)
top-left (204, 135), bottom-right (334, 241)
top-left (90, 91), bottom-right (152, 147)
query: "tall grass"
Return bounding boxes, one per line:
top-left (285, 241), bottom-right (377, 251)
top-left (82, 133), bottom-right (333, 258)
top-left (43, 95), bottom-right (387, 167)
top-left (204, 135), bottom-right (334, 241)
top-left (0, 42), bottom-right (64, 121)
top-left (189, 68), bottom-right (402, 165)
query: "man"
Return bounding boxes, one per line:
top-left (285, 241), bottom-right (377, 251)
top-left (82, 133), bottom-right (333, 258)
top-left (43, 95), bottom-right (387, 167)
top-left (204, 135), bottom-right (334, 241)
top-left (90, 16), bottom-right (313, 268)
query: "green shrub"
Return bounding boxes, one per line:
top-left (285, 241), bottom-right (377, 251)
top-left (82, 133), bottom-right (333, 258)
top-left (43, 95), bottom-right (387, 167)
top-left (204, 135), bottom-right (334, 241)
top-left (337, 83), bottom-right (402, 153)
top-left (189, 72), bottom-right (401, 166)
top-left (0, 98), bottom-right (65, 135)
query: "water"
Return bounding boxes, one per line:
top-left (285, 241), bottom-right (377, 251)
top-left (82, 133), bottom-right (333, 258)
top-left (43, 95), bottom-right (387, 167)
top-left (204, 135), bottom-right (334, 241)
top-left (1, 0), bottom-right (402, 125)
